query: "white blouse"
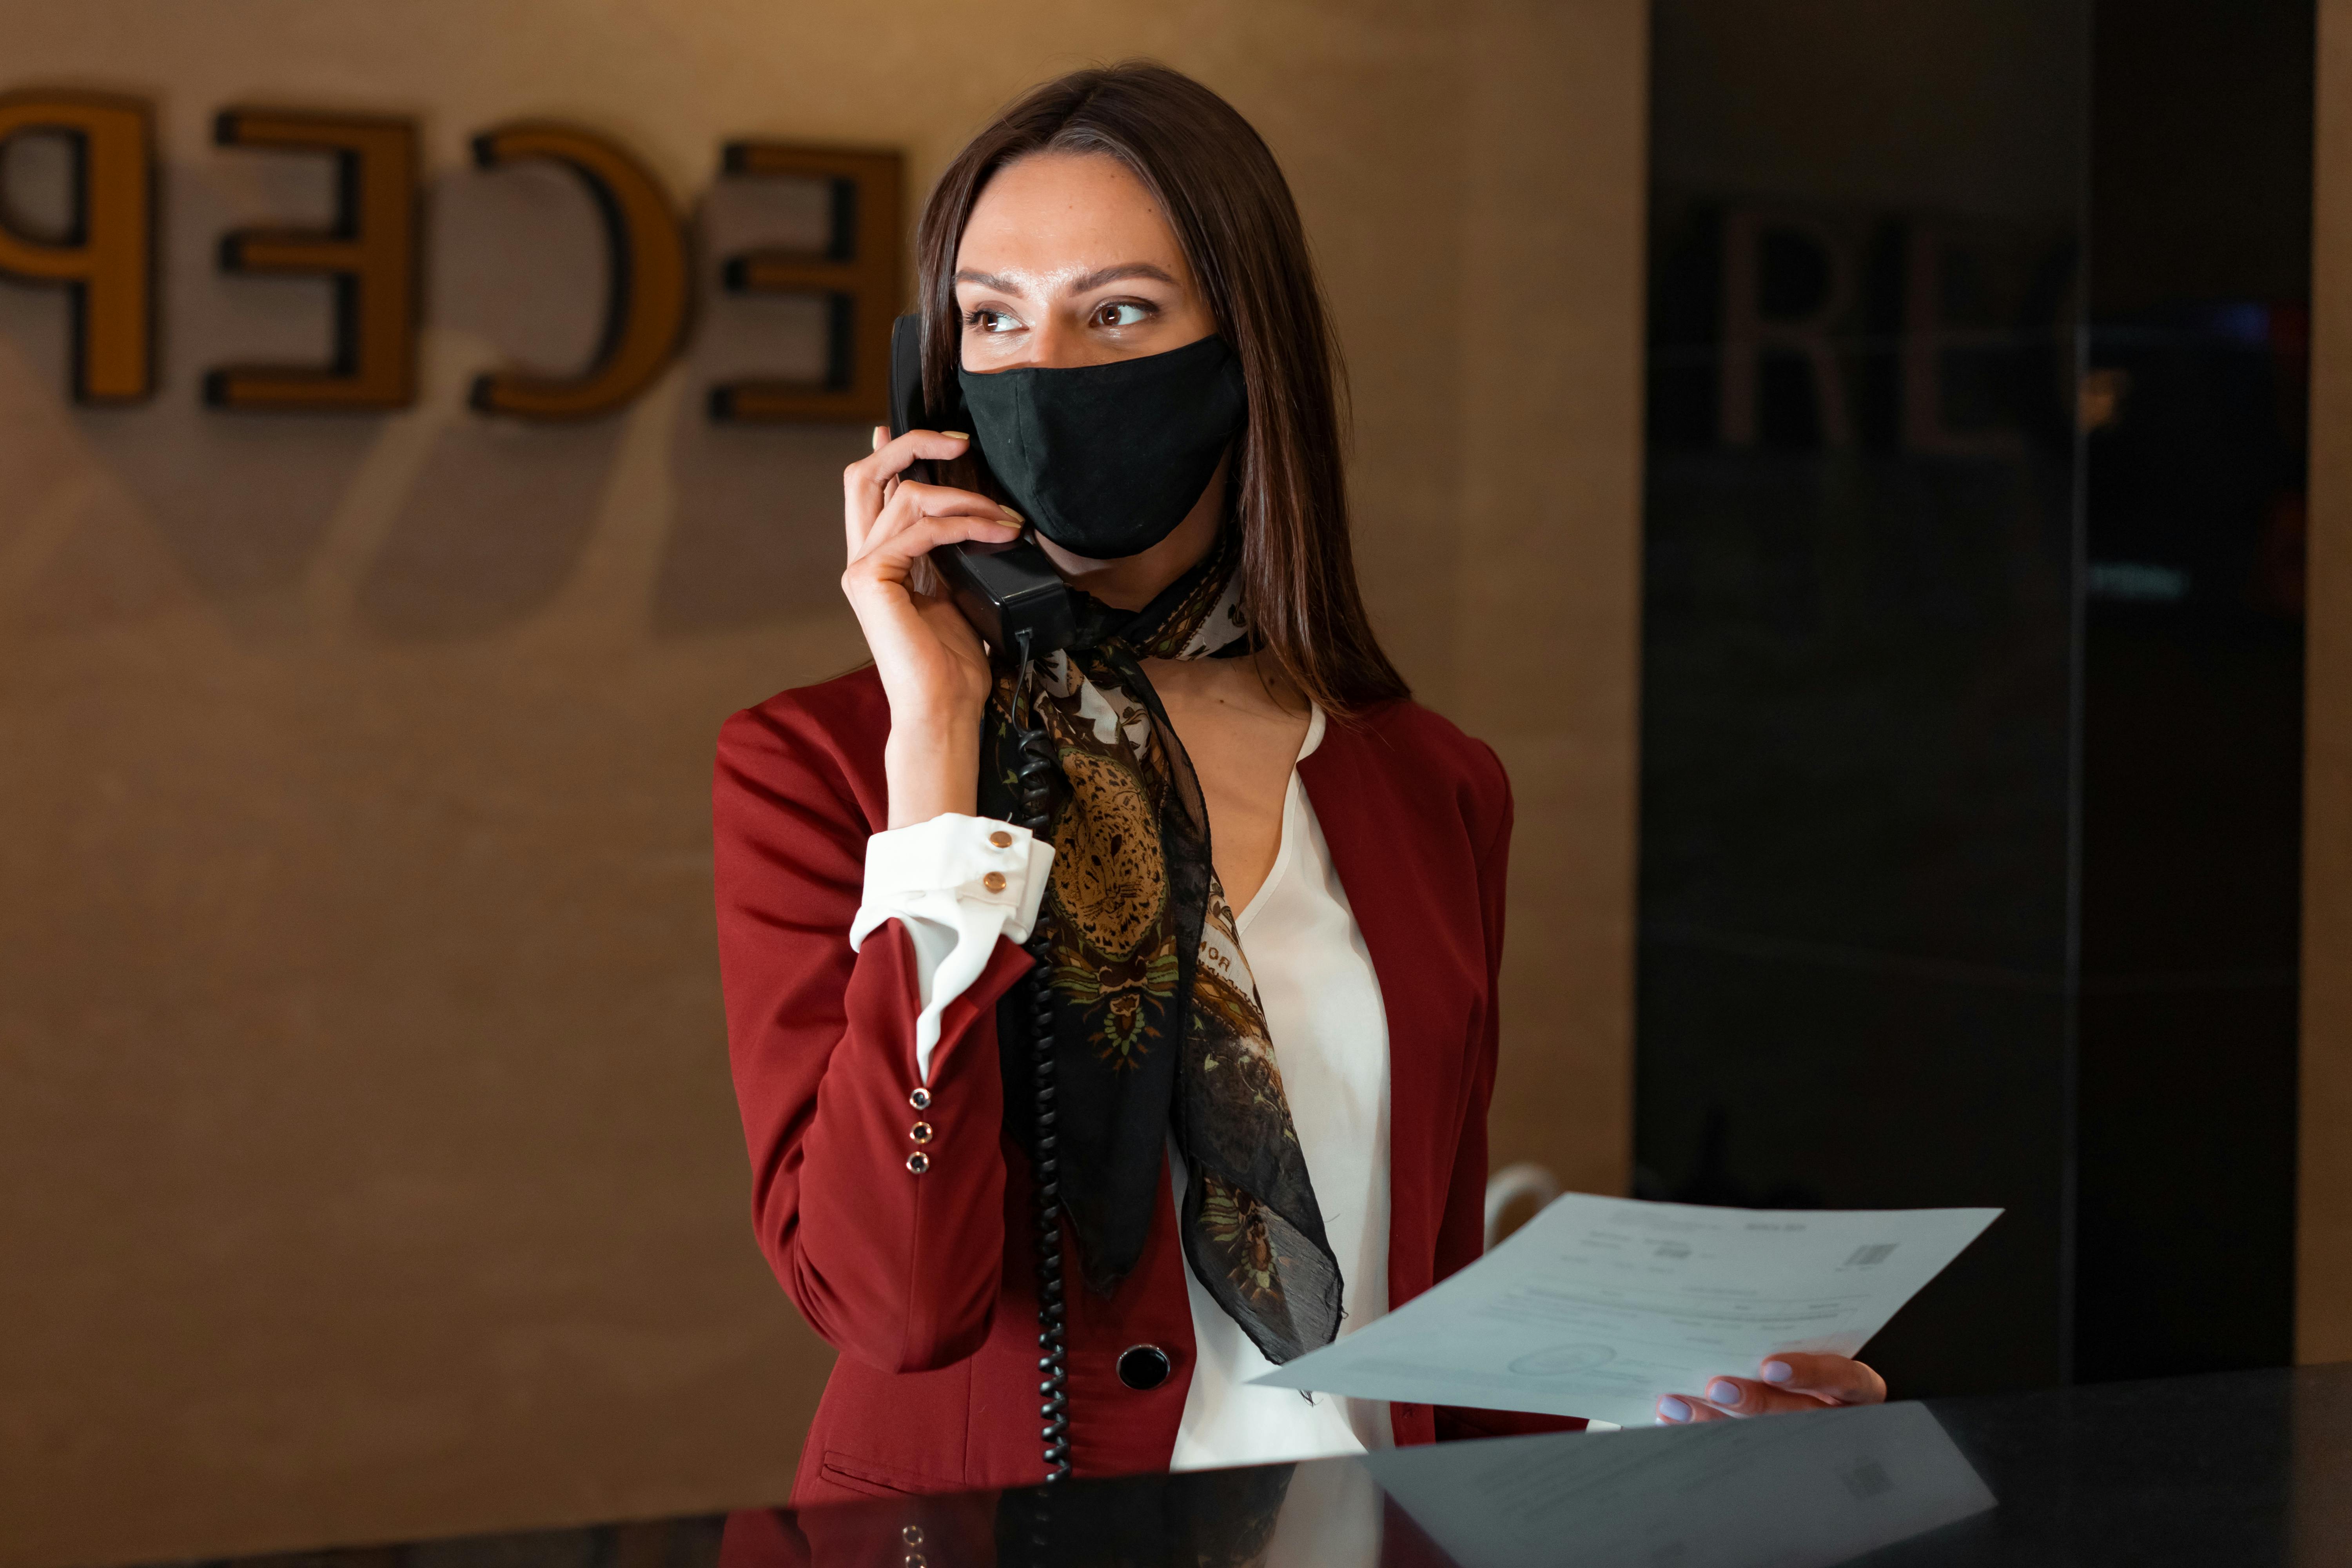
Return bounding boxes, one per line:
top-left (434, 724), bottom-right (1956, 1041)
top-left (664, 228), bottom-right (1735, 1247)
top-left (848, 706), bottom-right (1396, 1466)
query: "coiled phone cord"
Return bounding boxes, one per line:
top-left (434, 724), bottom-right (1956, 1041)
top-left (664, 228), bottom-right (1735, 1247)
top-left (1011, 631), bottom-right (1074, 1483)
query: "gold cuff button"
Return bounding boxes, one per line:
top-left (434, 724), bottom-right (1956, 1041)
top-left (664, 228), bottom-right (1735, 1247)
top-left (982, 871), bottom-right (1007, 893)
top-left (909, 1086), bottom-right (932, 1111)
top-left (901, 1526), bottom-right (924, 1546)
top-left (910, 1121), bottom-right (934, 1143)
top-left (906, 1152), bottom-right (930, 1175)
top-left (989, 830), bottom-right (1013, 848)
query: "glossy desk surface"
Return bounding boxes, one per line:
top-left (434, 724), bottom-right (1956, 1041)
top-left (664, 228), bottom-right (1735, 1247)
top-left (147, 1363), bottom-right (2352, 1568)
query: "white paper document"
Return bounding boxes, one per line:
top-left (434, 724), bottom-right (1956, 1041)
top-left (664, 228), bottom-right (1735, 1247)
top-left (1251, 1194), bottom-right (2001, 1429)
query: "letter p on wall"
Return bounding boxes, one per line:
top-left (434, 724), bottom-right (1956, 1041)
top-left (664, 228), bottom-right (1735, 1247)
top-left (0, 91), bottom-right (154, 404)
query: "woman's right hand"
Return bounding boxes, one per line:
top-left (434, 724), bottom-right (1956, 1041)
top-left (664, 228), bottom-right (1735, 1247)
top-left (842, 426), bottom-right (1025, 828)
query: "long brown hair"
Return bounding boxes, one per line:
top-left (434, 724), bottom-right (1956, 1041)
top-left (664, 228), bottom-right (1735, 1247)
top-left (915, 62), bottom-right (1409, 715)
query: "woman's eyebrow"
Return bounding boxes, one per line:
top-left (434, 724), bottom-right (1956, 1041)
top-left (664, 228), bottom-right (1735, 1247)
top-left (949, 263), bottom-right (1178, 294)
top-left (1063, 262), bottom-right (1177, 292)
top-left (951, 268), bottom-right (1024, 292)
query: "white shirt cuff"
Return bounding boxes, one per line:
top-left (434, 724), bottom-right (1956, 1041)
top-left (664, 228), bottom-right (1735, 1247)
top-left (848, 813), bottom-right (1053, 1082)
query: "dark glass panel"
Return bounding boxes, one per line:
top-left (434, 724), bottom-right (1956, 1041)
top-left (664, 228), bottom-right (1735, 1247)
top-left (1639, 0), bottom-right (2089, 1396)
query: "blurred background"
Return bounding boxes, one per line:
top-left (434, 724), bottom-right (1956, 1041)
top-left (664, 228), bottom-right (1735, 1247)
top-left (2, 1), bottom-right (2348, 1565)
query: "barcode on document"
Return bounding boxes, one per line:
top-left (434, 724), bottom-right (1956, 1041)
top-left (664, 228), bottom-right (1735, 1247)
top-left (1846, 1243), bottom-right (1897, 1266)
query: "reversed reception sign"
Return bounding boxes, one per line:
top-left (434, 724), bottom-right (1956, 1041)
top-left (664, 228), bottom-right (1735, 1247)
top-left (0, 87), bottom-right (902, 424)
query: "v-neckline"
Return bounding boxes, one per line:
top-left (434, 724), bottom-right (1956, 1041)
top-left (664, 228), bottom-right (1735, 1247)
top-left (1234, 705), bottom-right (1325, 934)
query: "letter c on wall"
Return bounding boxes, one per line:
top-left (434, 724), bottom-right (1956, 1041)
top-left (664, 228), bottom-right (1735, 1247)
top-left (469, 122), bottom-right (690, 421)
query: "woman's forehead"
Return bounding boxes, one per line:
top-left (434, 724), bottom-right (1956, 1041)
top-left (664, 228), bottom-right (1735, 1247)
top-left (956, 152), bottom-right (1190, 291)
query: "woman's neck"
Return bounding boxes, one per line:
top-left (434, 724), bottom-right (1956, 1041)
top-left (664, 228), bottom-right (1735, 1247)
top-left (1033, 449), bottom-right (1231, 612)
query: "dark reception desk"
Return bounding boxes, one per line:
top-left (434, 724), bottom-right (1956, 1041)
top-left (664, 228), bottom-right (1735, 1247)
top-left (137, 1365), bottom-right (2352, 1568)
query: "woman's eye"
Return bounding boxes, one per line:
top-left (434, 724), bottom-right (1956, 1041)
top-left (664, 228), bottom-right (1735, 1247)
top-left (966, 309), bottom-right (1022, 335)
top-left (1092, 301), bottom-right (1151, 328)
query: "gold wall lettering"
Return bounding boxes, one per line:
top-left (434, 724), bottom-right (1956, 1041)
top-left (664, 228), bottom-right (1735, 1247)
top-left (468, 121), bottom-right (691, 421)
top-left (0, 85), bottom-right (904, 423)
top-left (0, 91), bottom-right (155, 404)
top-left (206, 108), bottom-right (420, 411)
top-left (709, 143), bottom-right (902, 425)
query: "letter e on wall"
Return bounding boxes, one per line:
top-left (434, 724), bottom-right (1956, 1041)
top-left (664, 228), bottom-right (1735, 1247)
top-left (205, 109), bottom-right (421, 412)
top-left (709, 143), bottom-right (900, 424)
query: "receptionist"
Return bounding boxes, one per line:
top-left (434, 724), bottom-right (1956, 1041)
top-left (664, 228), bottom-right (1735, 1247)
top-left (710, 60), bottom-right (1886, 1505)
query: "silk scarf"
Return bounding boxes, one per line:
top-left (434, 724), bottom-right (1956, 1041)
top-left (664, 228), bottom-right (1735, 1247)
top-left (979, 530), bottom-right (1343, 1365)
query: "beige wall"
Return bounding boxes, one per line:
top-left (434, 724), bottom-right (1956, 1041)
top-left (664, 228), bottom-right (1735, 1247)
top-left (2306, 0), bottom-right (2352, 1367)
top-left (1454, 2), bottom-right (1646, 1211)
top-left (0, 3), bottom-right (1647, 1564)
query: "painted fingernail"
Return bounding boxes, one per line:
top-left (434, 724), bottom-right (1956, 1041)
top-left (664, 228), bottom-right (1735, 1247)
top-left (1762, 1360), bottom-right (1794, 1383)
top-left (1709, 1380), bottom-right (1744, 1406)
top-left (1658, 1396), bottom-right (1691, 1423)
top-left (999, 505), bottom-right (1024, 522)
top-left (942, 430), bottom-right (971, 440)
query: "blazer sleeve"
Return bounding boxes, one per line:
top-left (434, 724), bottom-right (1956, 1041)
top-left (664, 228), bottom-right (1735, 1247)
top-left (1430, 743), bottom-right (1588, 1443)
top-left (712, 701), bottom-right (1033, 1374)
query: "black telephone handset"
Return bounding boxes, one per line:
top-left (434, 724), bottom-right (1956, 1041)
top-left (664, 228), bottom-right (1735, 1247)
top-left (887, 314), bottom-right (1077, 660)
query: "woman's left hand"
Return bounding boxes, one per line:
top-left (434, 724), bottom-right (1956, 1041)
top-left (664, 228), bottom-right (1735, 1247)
top-left (1655, 1352), bottom-right (1886, 1424)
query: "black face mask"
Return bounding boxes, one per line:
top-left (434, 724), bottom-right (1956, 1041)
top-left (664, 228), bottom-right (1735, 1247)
top-left (959, 334), bottom-right (1247, 559)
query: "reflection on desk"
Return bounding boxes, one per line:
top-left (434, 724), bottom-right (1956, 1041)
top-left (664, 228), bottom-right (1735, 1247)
top-left (113, 1363), bottom-right (2352, 1568)
top-left (1362, 1401), bottom-right (1990, 1567)
top-left (718, 1400), bottom-right (1986, 1568)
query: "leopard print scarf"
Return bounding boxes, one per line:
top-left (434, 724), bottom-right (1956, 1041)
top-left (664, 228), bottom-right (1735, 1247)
top-left (979, 529), bottom-right (1342, 1365)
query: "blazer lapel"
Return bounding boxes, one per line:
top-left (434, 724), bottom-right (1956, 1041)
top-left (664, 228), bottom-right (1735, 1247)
top-left (1298, 719), bottom-right (1484, 1309)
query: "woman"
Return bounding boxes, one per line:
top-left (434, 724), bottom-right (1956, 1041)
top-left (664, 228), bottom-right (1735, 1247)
top-left (713, 62), bottom-right (1883, 1504)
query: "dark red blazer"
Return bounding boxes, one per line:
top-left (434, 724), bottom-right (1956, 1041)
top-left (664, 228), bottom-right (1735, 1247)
top-left (713, 666), bottom-right (1571, 1507)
